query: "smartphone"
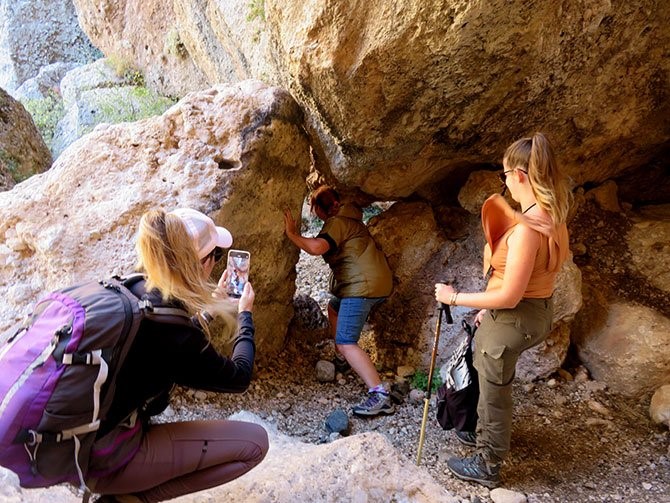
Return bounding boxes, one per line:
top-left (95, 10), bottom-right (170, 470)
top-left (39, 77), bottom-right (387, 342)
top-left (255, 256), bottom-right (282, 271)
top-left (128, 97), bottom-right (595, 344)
top-left (226, 249), bottom-right (251, 298)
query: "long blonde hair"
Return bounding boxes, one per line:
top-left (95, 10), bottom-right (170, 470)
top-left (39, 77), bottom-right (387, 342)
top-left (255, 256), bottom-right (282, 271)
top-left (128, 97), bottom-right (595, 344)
top-left (136, 209), bottom-right (236, 340)
top-left (503, 132), bottom-right (572, 224)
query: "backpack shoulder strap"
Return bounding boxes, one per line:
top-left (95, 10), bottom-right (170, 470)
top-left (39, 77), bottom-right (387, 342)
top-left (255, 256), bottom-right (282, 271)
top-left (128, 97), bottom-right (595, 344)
top-left (122, 275), bottom-right (193, 327)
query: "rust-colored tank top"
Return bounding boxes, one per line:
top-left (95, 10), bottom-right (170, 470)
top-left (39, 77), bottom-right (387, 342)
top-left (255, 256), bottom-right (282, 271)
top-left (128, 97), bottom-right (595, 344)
top-left (481, 194), bottom-right (569, 298)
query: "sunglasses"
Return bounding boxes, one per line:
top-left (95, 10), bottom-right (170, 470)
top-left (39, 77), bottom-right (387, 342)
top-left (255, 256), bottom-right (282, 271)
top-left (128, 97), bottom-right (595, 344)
top-left (498, 168), bottom-right (528, 196)
top-left (202, 247), bottom-right (225, 264)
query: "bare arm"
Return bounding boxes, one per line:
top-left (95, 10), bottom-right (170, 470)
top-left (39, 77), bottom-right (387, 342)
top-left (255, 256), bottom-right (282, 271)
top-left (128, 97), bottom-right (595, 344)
top-left (435, 224), bottom-right (541, 310)
top-left (284, 209), bottom-right (330, 256)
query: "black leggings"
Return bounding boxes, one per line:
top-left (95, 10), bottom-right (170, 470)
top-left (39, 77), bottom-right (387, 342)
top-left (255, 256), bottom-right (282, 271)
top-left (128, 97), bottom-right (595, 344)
top-left (91, 420), bottom-right (269, 502)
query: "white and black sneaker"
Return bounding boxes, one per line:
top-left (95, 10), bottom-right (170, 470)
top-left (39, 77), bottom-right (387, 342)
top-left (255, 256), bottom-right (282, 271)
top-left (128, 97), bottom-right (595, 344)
top-left (352, 391), bottom-right (395, 417)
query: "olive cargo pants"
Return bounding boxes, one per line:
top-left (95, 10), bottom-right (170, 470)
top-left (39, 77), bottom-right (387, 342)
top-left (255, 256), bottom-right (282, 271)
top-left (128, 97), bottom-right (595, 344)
top-left (473, 298), bottom-right (553, 463)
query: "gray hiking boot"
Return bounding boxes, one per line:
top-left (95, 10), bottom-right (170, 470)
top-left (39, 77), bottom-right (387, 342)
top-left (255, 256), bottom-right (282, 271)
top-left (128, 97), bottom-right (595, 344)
top-left (352, 391), bottom-right (395, 417)
top-left (454, 430), bottom-right (477, 447)
top-left (446, 453), bottom-right (501, 488)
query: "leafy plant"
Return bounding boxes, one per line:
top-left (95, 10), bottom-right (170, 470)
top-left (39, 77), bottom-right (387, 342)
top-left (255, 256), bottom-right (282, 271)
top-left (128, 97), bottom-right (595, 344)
top-left (105, 55), bottom-right (145, 87)
top-left (247, 0), bottom-right (265, 22)
top-left (411, 370), bottom-right (442, 393)
top-left (21, 90), bottom-right (65, 152)
top-left (78, 88), bottom-right (178, 137)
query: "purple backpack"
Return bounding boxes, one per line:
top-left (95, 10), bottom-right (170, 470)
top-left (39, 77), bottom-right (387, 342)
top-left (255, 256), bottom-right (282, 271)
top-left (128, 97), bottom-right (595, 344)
top-left (0, 275), bottom-right (189, 494)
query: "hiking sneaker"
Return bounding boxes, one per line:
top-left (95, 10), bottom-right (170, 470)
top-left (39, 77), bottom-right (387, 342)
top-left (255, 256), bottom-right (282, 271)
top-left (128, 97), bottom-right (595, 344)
top-left (446, 453), bottom-right (501, 488)
top-left (352, 391), bottom-right (395, 417)
top-left (454, 430), bottom-right (477, 447)
top-left (333, 355), bottom-right (351, 374)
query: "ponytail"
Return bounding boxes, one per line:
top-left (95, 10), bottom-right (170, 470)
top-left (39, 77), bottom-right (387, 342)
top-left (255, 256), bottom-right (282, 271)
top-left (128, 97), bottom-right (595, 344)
top-left (504, 133), bottom-right (572, 224)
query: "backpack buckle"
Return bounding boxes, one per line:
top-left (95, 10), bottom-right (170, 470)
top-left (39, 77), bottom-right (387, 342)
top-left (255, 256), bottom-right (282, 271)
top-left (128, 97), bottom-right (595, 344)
top-left (138, 299), bottom-right (154, 312)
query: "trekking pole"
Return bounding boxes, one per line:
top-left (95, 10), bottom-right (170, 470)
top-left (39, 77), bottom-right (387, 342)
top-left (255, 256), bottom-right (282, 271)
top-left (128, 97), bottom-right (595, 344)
top-left (416, 301), bottom-right (453, 465)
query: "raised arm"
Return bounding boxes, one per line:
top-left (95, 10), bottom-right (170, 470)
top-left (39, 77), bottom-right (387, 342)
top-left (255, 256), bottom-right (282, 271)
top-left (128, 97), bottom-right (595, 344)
top-left (283, 209), bottom-right (330, 256)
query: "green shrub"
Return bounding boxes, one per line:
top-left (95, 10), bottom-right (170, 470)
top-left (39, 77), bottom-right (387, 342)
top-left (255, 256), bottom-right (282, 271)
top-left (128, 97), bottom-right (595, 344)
top-left (247, 0), bottom-right (265, 22)
top-left (80, 87), bottom-right (178, 136)
top-left (105, 55), bottom-right (145, 87)
top-left (411, 370), bottom-right (442, 393)
top-left (21, 90), bottom-right (65, 152)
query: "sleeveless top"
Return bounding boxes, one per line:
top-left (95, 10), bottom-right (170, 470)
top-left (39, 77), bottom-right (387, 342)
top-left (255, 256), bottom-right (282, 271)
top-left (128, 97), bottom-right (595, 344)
top-left (481, 194), bottom-right (569, 298)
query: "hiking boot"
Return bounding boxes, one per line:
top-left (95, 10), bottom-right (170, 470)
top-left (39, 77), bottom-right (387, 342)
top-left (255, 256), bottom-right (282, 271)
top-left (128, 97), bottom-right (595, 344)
top-left (352, 391), bottom-right (395, 417)
top-left (333, 355), bottom-right (351, 374)
top-left (454, 430), bottom-right (477, 447)
top-left (446, 453), bottom-right (501, 488)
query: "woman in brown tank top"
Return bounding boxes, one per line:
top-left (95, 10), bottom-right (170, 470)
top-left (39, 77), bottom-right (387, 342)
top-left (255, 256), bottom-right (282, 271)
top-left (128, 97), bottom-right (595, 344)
top-left (434, 133), bottom-right (572, 488)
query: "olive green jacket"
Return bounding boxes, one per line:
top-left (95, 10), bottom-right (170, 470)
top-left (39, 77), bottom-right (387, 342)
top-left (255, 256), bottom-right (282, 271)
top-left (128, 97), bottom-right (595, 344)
top-left (317, 204), bottom-right (393, 298)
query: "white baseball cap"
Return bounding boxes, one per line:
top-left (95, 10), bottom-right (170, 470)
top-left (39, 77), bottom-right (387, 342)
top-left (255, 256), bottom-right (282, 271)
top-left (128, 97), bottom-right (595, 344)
top-left (168, 208), bottom-right (233, 259)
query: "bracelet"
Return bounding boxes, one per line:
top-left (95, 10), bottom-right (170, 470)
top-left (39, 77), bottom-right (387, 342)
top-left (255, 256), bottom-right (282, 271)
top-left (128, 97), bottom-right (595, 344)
top-left (449, 291), bottom-right (459, 306)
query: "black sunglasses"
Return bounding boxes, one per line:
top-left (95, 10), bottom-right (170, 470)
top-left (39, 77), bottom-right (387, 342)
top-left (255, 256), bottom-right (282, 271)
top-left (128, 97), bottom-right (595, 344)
top-left (202, 247), bottom-right (225, 264)
top-left (498, 168), bottom-right (529, 185)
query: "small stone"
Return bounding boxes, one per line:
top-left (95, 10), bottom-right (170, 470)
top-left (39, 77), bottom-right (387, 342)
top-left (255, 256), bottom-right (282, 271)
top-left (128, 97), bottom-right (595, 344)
top-left (397, 365), bottom-right (415, 378)
top-left (316, 360), bottom-right (336, 382)
top-left (409, 389), bottom-right (425, 404)
top-left (325, 408), bottom-right (350, 435)
top-left (194, 391), bottom-right (207, 401)
top-left (557, 368), bottom-right (573, 381)
top-left (490, 487), bottom-right (527, 503)
top-left (642, 482), bottom-right (652, 490)
top-left (547, 378), bottom-right (559, 388)
top-left (523, 383), bottom-right (535, 393)
top-left (588, 399), bottom-right (612, 417)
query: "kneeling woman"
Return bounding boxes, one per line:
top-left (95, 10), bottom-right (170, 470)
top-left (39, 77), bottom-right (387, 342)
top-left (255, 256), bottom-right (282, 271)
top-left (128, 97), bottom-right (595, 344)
top-left (90, 208), bottom-right (268, 502)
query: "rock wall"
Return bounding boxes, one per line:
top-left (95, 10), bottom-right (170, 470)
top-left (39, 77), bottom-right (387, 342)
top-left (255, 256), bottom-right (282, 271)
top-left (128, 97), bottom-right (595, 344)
top-left (0, 81), bottom-right (311, 360)
top-left (0, 0), bottom-right (98, 91)
top-left (72, 0), bottom-right (670, 199)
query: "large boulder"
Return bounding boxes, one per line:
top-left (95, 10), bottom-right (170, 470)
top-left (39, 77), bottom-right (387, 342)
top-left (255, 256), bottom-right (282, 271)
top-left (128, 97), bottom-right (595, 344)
top-left (0, 412), bottom-right (457, 503)
top-left (71, 0), bottom-right (670, 199)
top-left (0, 80), bottom-right (310, 360)
top-left (574, 302), bottom-right (670, 397)
top-left (0, 87), bottom-right (52, 184)
top-left (0, 0), bottom-right (98, 91)
top-left (627, 204), bottom-right (670, 294)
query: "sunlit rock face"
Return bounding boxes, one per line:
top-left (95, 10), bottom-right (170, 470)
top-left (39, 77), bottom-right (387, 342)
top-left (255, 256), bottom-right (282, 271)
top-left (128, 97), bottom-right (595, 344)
top-left (72, 0), bottom-right (669, 199)
top-left (0, 81), bottom-right (311, 359)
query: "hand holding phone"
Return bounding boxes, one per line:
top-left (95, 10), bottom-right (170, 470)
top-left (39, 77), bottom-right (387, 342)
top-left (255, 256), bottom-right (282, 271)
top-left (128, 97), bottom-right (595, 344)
top-left (226, 249), bottom-right (251, 298)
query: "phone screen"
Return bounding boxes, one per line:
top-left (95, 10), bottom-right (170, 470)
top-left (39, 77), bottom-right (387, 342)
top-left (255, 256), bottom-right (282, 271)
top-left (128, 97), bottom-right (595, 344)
top-left (226, 249), bottom-right (250, 298)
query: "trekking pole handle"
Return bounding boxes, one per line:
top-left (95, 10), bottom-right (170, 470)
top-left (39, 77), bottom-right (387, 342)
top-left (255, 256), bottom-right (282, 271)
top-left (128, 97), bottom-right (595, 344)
top-left (438, 302), bottom-right (454, 324)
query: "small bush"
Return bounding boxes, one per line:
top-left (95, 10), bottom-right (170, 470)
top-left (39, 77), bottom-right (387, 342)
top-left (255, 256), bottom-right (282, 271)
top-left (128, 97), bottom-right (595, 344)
top-left (106, 55), bottom-right (145, 87)
top-left (411, 370), bottom-right (442, 393)
top-left (21, 90), bottom-right (65, 152)
top-left (247, 0), bottom-right (265, 22)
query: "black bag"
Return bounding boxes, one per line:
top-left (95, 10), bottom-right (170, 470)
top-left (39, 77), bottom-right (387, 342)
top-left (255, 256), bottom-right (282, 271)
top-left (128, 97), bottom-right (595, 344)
top-left (436, 320), bottom-right (479, 431)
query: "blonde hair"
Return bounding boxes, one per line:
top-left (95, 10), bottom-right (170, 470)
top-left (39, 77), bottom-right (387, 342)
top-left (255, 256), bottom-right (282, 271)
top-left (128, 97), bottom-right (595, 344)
top-left (136, 209), bottom-right (236, 340)
top-left (503, 132), bottom-right (572, 224)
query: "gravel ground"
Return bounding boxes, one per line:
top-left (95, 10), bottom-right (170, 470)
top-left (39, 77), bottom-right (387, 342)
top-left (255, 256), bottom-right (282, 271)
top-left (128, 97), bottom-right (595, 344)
top-left (165, 251), bottom-right (669, 503)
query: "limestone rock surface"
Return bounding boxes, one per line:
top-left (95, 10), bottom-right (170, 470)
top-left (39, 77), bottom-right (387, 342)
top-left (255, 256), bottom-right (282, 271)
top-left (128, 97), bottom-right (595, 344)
top-left (0, 0), bottom-right (97, 91)
top-left (0, 81), bottom-right (310, 360)
top-left (575, 302), bottom-right (670, 397)
top-left (0, 411), bottom-right (457, 503)
top-left (0, 88), bottom-right (52, 184)
top-left (71, 0), bottom-right (670, 199)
